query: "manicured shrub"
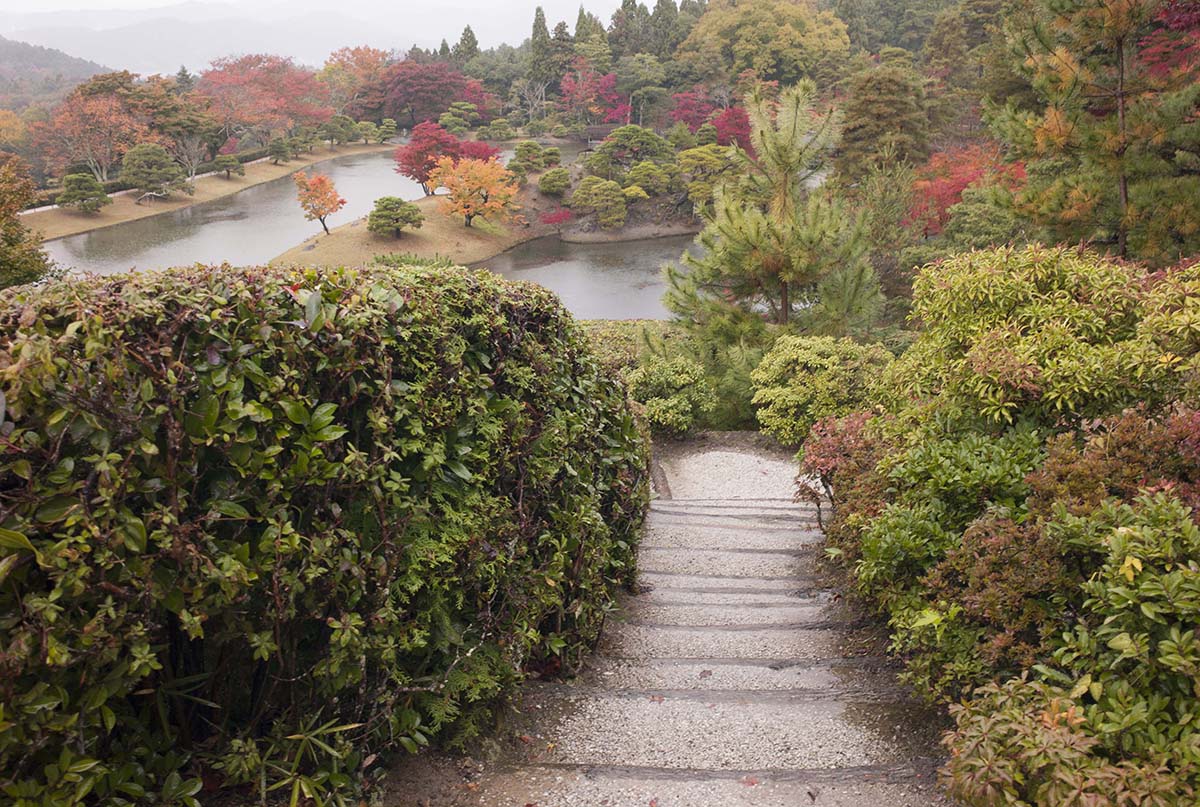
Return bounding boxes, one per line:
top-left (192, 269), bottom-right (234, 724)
top-left (0, 264), bottom-right (649, 805)
top-left (56, 172), bottom-right (111, 213)
top-left (570, 176), bottom-right (627, 230)
top-left (750, 335), bottom-right (891, 446)
top-left (513, 140), bottom-right (544, 169)
top-left (541, 146), bottom-right (561, 167)
top-left (538, 167), bottom-right (571, 196)
top-left (626, 356), bottom-right (716, 436)
top-left (624, 160), bottom-right (673, 196)
top-left (367, 196), bottom-right (424, 238)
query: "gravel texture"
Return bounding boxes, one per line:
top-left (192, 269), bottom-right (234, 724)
top-left (386, 433), bottom-right (954, 807)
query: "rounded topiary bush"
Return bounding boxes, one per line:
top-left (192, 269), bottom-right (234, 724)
top-left (0, 264), bottom-right (649, 805)
top-left (750, 335), bottom-right (892, 446)
top-left (538, 167), bottom-right (571, 197)
top-left (626, 355), bottom-right (716, 436)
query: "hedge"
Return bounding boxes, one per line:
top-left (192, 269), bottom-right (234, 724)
top-left (0, 264), bottom-right (649, 805)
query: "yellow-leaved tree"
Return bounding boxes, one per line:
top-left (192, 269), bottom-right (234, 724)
top-left (427, 156), bottom-right (519, 227)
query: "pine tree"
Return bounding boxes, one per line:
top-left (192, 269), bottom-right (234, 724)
top-left (529, 7), bottom-right (556, 86)
top-left (650, 0), bottom-right (680, 57)
top-left (454, 26), bottom-right (480, 64)
top-left (993, 0), bottom-right (1200, 263)
top-left (173, 66), bottom-right (195, 94)
top-left (835, 53), bottom-right (929, 178)
top-left (666, 82), bottom-right (875, 327)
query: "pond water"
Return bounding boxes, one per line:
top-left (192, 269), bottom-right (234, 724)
top-left (481, 235), bottom-right (693, 320)
top-left (43, 151), bottom-right (433, 275)
top-left (41, 143), bottom-right (692, 320)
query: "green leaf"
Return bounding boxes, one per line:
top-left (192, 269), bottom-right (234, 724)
top-left (311, 425), bottom-right (347, 443)
top-left (213, 501), bottom-right (250, 519)
top-left (36, 496), bottom-right (78, 524)
top-left (281, 401), bottom-right (309, 425)
top-left (0, 527), bottom-right (34, 553)
top-left (0, 553), bottom-right (20, 585)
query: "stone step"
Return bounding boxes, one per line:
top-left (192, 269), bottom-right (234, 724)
top-left (577, 657), bottom-right (905, 694)
top-left (638, 547), bottom-right (815, 578)
top-left (640, 521), bottom-right (824, 551)
top-left (651, 498), bottom-right (817, 514)
top-left (637, 589), bottom-right (833, 606)
top-left (508, 690), bottom-right (947, 771)
top-left (470, 764), bottom-right (951, 807)
top-left (616, 599), bottom-right (836, 628)
top-left (639, 570), bottom-right (823, 593)
top-left (598, 622), bottom-right (868, 661)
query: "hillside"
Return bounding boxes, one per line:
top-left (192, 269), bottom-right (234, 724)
top-left (0, 34), bottom-right (108, 110)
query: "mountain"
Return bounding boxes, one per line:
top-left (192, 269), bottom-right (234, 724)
top-left (0, 0), bottom-right (622, 75)
top-left (0, 34), bottom-right (109, 110)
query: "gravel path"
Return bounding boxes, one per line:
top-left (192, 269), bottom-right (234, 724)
top-left (388, 433), bottom-right (953, 806)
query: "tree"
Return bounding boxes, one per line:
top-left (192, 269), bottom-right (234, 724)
top-left (453, 26), bottom-right (480, 64)
top-left (214, 154), bottom-right (245, 178)
top-left (538, 167), bottom-right (572, 195)
top-left (198, 54), bottom-right (333, 145)
top-left (383, 61), bottom-right (469, 126)
top-left (0, 155), bottom-right (53, 289)
top-left (609, 0), bottom-right (654, 59)
top-left (394, 122), bottom-right (462, 194)
top-left (378, 118), bottom-right (398, 141)
top-left (993, 0), bottom-right (1200, 264)
top-left (665, 82), bottom-right (865, 327)
top-left (616, 53), bottom-right (667, 125)
top-left (550, 22), bottom-right (577, 79)
top-left (367, 196), bottom-right (424, 237)
top-left (174, 65), bottom-right (195, 94)
top-left (677, 143), bottom-right (740, 208)
top-left (583, 124), bottom-right (674, 181)
top-left (711, 106), bottom-right (751, 150)
top-left (320, 46), bottom-right (395, 118)
top-left (320, 114), bottom-right (358, 145)
top-left (669, 87), bottom-right (717, 131)
top-left (559, 61), bottom-right (626, 125)
top-left (293, 171), bottom-right (346, 234)
top-left (675, 0), bottom-right (851, 85)
top-left (268, 138), bottom-right (292, 164)
top-left (836, 55), bottom-right (929, 178)
top-left (35, 93), bottom-right (151, 181)
top-left (57, 173), bottom-right (111, 213)
top-left (529, 7), bottom-right (557, 86)
top-left (121, 143), bottom-right (192, 201)
top-left (570, 175), bottom-right (628, 228)
top-left (427, 156), bottom-right (519, 227)
top-left (650, 0), bottom-right (682, 57)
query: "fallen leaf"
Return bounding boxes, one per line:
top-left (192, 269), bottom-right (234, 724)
top-left (699, 670), bottom-right (713, 679)
top-left (518, 734), bottom-right (533, 744)
top-left (648, 695), bottom-right (664, 703)
top-left (650, 800), bottom-right (658, 806)
top-left (741, 776), bottom-right (759, 787)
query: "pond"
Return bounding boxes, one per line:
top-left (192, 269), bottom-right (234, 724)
top-left (41, 144), bottom-right (694, 320)
top-left (480, 234), bottom-right (694, 320)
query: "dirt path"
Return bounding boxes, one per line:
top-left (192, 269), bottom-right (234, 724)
top-left (388, 433), bottom-right (953, 806)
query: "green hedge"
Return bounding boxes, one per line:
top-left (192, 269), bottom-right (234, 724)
top-left (0, 264), bottom-right (649, 804)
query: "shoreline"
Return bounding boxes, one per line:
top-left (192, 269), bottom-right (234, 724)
top-left (25, 142), bottom-right (395, 243)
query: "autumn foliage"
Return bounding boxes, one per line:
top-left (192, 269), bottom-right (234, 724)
top-left (427, 156), bottom-right (519, 227)
top-left (292, 171), bottom-right (346, 234)
top-left (909, 145), bottom-right (1024, 235)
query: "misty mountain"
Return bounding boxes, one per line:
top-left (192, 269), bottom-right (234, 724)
top-left (0, 0), bottom-right (622, 75)
top-left (0, 34), bottom-right (109, 109)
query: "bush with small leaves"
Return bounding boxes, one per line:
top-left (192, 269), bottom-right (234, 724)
top-left (367, 196), bottom-right (425, 238)
top-left (213, 154), bottom-right (244, 178)
top-left (0, 264), bottom-right (649, 806)
top-left (538, 167), bottom-right (571, 196)
top-left (750, 336), bottom-right (891, 447)
top-left (626, 356), bottom-right (717, 436)
top-left (56, 172), bottom-right (111, 213)
top-left (268, 138), bottom-right (292, 164)
top-left (513, 140), bottom-right (544, 169)
top-left (542, 146), bottom-right (561, 166)
top-left (570, 176), bottom-right (627, 230)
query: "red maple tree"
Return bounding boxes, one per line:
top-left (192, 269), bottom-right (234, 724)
top-left (909, 144), bottom-right (1025, 235)
top-left (34, 93), bottom-right (153, 181)
top-left (394, 122), bottom-right (463, 194)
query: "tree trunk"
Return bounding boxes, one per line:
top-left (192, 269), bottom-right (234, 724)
top-left (1115, 35), bottom-right (1130, 258)
top-left (779, 280), bottom-right (789, 325)
top-left (320, 217), bottom-right (330, 234)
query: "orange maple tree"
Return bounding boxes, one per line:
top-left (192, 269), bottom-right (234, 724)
top-left (34, 93), bottom-right (153, 182)
top-left (293, 171), bottom-right (346, 234)
top-left (427, 156), bottom-right (519, 228)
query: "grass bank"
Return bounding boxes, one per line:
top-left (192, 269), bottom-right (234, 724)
top-left (24, 142), bottom-right (394, 242)
top-left (271, 182), bottom-right (567, 268)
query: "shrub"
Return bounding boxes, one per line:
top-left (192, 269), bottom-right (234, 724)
top-left (0, 264), bottom-right (649, 805)
top-left (367, 196), bottom-right (425, 238)
top-left (213, 154), bottom-right (244, 179)
top-left (750, 336), bottom-right (891, 446)
top-left (513, 140), bottom-right (544, 169)
top-left (539, 208), bottom-right (574, 226)
top-left (268, 138), bottom-right (292, 164)
top-left (538, 167), bottom-right (571, 196)
top-left (56, 172), bottom-right (111, 213)
top-left (943, 494), bottom-right (1200, 806)
top-left (626, 356), bottom-right (716, 436)
top-left (541, 146), bottom-right (561, 166)
top-left (624, 160), bottom-right (673, 196)
top-left (570, 176), bottom-right (627, 230)
top-left (120, 143), bottom-right (191, 199)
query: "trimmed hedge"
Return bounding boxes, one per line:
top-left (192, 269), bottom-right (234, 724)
top-left (0, 264), bottom-right (649, 804)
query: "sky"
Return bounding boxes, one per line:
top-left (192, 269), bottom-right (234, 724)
top-left (0, 0), bottom-right (624, 73)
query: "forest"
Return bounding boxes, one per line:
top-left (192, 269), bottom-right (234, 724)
top-left (1, 0), bottom-right (1200, 805)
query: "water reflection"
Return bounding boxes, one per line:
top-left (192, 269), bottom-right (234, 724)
top-left (481, 234), bottom-right (696, 320)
